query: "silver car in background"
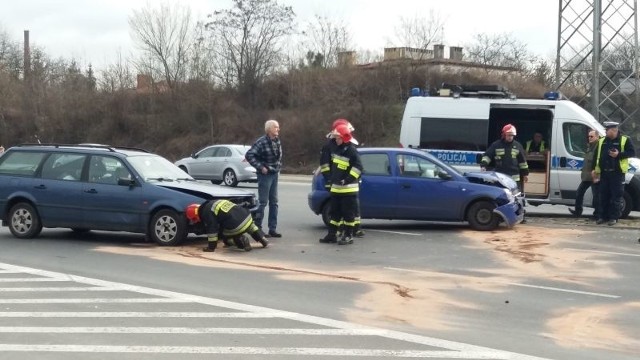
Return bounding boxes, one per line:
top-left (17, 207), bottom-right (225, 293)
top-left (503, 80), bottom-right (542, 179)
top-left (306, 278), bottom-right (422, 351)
top-left (175, 144), bottom-right (257, 187)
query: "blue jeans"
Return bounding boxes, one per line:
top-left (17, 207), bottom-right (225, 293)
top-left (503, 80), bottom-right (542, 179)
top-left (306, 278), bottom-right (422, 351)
top-left (255, 172), bottom-right (279, 232)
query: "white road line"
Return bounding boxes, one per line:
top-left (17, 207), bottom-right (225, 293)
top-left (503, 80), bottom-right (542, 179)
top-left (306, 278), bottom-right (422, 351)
top-left (0, 345), bottom-right (525, 358)
top-left (385, 267), bottom-right (620, 299)
top-left (365, 229), bottom-right (422, 236)
top-left (0, 327), bottom-right (387, 335)
top-left (566, 248), bottom-right (640, 257)
top-left (0, 287), bottom-right (124, 292)
top-left (0, 262), bottom-right (551, 360)
top-left (506, 283), bottom-right (620, 298)
top-left (0, 298), bottom-right (187, 304)
top-left (0, 312), bottom-right (285, 318)
top-left (0, 278), bottom-right (66, 282)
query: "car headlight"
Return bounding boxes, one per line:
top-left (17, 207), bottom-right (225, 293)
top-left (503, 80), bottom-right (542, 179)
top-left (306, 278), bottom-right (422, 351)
top-left (503, 188), bottom-right (515, 202)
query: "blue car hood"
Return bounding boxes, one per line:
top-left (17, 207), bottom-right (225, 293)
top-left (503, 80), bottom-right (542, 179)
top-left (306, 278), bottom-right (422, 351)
top-left (154, 180), bottom-right (253, 198)
top-left (464, 171), bottom-right (519, 192)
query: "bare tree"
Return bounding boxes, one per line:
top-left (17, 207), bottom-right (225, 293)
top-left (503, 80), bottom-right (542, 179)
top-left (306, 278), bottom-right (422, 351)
top-left (389, 11), bottom-right (445, 58)
top-left (301, 15), bottom-right (351, 68)
top-left (128, 2), bottom-right (195, 90)
top-left (0, 28), bottom-right (21, 78)
top-left (466, 32), bottom-right (533, 71)
top-left (98, 51), bottom-right (135, 92)
top-left (205, 0), bottom-right (295, 103)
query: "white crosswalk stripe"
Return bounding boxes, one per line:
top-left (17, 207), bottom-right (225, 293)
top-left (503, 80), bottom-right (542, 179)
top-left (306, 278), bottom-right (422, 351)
top-left (0, 262), bottom-right (551, 359)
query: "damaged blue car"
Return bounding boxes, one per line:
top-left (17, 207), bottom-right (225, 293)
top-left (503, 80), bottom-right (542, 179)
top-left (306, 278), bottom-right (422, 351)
top-left (308, 147), bottom-right (523, 231)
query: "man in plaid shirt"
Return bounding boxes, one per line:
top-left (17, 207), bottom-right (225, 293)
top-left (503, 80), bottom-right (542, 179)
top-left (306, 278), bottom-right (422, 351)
top-left (245, 119), bottom-right (283, 238)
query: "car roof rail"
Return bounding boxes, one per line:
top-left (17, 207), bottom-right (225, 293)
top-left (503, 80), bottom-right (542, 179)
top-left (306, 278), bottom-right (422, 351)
top-left (16, 143), bottom-right (150, 153)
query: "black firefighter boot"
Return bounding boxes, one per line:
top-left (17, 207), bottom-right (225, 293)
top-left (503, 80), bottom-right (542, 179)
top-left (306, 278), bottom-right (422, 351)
top-left (202, 238), bottom-right (218, 252)
top-left (338, 229), bottom-right (354, 245)
top-left (233, 235), bottom-right (252, 252)
top-left (250, 230), bottom-right (269, 248)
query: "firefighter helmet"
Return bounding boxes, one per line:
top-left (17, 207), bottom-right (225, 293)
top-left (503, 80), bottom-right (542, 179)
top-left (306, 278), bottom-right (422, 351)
top-left (332, 124), bottom-right (359, 145)
top-left (185, 203), bottom-right (200, 223)
top-left (332, 118), bottom-right (355, 132)
top-left (501, 124), bottom-right (517, 136)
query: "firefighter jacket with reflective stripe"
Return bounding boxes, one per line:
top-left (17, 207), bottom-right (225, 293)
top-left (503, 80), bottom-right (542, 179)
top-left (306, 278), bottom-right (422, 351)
top-left (319, 139), bottom-right (338, 189)
top-left (593, 134), bottom-right (634, 174)
top-left (202, 199), bottom-right (253, 239)
top-left (481, 138), bottom-right (529, 181)
top-left (329, 143), bottom-right (363, 195)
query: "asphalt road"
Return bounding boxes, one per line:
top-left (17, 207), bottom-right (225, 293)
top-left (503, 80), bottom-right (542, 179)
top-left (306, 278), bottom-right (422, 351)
top-left (0, 177), bottom-right (637, 359)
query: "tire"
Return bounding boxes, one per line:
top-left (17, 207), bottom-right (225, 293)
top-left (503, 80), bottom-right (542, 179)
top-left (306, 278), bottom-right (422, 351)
top-left (321, 201), bottom-right (331, 226)
top-left (8, 202), bottom-right (43, 239)
top-left (223, 169), bottom-right (238, 187)
top-left (621, 190), bottom-right (633, 219)
top-left (467, 200), bottom-right (500, 231)
top-left (148, 209), bottom-right (187, 246)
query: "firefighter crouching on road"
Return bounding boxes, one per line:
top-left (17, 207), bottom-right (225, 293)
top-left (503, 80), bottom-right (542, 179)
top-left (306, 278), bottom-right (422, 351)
top-left (186, 199), bottom-right (269, 252)
top-left (319, 119), bottom-right (364, 238)
top-left (320, 124), bottom-right (363, 245)
top-left (480, 124), bottom-right (529, 223)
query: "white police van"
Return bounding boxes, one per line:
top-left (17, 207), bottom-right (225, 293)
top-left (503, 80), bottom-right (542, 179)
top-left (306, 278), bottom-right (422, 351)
top-left (399, 85), bottom-right (640, 217)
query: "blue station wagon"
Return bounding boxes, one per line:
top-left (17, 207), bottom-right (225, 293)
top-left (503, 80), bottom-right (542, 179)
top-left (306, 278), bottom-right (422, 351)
top-left (0, 144), bottom-right (258, 245)
top-left (308, 147), bottom-right (523, 230)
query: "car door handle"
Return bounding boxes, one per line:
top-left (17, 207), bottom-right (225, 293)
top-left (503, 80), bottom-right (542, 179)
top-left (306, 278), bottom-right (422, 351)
top-left (84, 189), bottom-right (98, 194)
top-left (33, 184), bottom-right (46, 189)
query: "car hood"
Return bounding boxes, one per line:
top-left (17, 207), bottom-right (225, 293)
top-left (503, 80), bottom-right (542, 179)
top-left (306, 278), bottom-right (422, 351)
top-left (154, 180), bottom-right (254, 198)
top-left (464, 171), bottom-right (519, 192)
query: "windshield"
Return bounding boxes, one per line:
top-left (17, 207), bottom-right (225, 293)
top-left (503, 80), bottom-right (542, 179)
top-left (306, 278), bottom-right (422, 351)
top-left (127, 154), bottom-right (194, 181)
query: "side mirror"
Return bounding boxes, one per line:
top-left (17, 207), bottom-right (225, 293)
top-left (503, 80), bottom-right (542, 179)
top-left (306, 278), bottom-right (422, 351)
top-left (117, 178), bottom-right (136, 187)
top-left (191, 153), bottom-right (197, 159)
top-left (438, 171), bottom-right (452, 180)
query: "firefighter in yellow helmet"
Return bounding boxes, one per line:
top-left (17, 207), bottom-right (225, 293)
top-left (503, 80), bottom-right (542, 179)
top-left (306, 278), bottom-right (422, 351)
top-left (186, 200), bottom-right (269, 252)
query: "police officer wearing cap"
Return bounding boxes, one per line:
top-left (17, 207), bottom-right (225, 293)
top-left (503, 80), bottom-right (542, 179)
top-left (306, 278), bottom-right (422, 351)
top-left (592, 121), bottom-right (635, 225)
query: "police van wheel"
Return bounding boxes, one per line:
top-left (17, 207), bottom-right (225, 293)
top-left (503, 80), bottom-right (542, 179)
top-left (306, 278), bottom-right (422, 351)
top-left (621, 191), bottom-right (633, 219)
top-left (467, 201), bottom-right (499, 231)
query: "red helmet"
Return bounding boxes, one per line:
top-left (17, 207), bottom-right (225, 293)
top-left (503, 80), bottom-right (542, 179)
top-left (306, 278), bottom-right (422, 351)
top-left (185, 203), bottom-right (200, 223)
top-left (332, 118), bottom-right (355, 132)
top-left (332, 124), bottom-right (359, 145)
top-left (501, 124), bottom-right (517, 136)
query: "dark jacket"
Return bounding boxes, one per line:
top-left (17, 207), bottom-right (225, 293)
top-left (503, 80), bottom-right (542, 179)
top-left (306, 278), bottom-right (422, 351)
top-left (329, 142), bottom-right (363, 195)
top-left (481, 138), bottom-right (529, 181)
top-left (581, 140), bottom-right (598, 181)
top-left (319, 138), bottom-right (338, 188)
top-left (593, 133), bottom-right (635, 174)
top-left (245, 135), bottom-right (282, 173)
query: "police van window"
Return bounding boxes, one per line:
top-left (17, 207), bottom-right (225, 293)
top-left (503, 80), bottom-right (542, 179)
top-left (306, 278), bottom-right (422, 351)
top-left (562, 123), bottom-right (590, 157)
top-left (420, 117), bottom-right (488, 151)
top-left (360, 153), bottom-right (390, 175)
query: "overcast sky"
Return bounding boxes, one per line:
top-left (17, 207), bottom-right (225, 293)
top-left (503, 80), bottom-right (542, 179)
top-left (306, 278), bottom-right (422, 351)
top-left (1, 0), bottom-right (558, 71)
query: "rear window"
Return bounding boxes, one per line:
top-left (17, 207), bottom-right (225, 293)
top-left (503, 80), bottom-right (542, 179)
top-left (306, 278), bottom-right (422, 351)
top-left (420, 117), bottom-right (488, 151)
top-left (0, 151), bottom-right (47, 176)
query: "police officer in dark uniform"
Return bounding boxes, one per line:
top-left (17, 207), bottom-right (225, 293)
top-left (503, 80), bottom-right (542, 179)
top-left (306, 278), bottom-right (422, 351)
top-left (592, 121), bottom-right (635, 226)
top-left (480, 124), bottom-right (529, 223)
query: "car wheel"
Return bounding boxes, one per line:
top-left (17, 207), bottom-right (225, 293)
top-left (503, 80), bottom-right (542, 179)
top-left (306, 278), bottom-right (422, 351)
top-left (148, 209), bottom-right (187, 246)
top-left (8, 202), bottom-right (43, 239)
top-left (223, 169), bottom-right (238, 187)
top-left (321, 201), bottom-right (331, 226)
top-left (621, 190), bottom-right (633, 219)
top-left (178, 166), bottom-right (188, 174)
top-left (467, 201), bottom-right (499, 231)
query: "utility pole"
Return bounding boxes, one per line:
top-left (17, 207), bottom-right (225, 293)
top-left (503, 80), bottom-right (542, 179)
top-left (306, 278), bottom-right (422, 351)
top-left (555, 0), bottom-right (639, 126)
